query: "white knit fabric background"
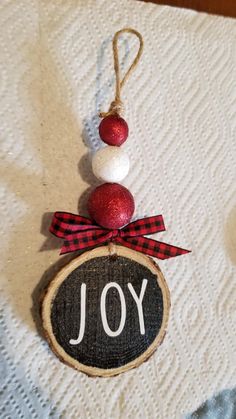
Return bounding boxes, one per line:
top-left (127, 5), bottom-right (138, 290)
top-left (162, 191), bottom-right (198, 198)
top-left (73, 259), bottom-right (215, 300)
top-left (0, 0), bottom-right (236, 418)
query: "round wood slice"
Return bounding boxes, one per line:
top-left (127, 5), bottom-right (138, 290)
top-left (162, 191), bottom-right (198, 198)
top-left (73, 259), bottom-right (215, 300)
top-left (42, 245), bottom-right (170, 377)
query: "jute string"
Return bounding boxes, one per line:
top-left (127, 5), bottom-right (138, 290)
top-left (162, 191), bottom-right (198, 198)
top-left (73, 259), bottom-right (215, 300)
top-left (99, 28), bottom-right (144, 118)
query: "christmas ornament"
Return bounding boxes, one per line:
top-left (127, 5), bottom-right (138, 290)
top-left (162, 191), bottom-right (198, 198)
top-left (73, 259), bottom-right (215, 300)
top-left (42, 28), bottom-right (191, 377)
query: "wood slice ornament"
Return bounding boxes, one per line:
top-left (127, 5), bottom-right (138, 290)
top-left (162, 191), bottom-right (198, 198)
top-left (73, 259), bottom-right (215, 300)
top-left (42, 245), bottom-right (170, 377)
top-left (42, 28), bottom-right (190, 377)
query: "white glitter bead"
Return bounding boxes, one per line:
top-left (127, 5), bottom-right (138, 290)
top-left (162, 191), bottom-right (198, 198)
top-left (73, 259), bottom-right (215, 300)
top-left (92, 146), bottom-right (130, 182)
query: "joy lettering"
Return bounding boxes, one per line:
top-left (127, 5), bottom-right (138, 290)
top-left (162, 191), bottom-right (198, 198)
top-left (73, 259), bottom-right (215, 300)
top-left (69, 279), bottom-right (148, 345)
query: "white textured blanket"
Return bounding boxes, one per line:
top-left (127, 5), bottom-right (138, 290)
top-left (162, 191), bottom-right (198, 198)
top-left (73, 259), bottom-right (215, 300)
top-left (0, 0), bottom-right (236, 418)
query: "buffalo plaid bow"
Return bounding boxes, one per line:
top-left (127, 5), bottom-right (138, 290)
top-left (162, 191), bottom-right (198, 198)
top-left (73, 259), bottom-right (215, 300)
top-left (50, 212), bottom-right (190, 259)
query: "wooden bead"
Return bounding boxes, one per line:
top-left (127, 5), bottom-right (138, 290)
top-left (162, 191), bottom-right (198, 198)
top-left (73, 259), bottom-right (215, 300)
top-left (99, 115), bottom-right (129, 146)
top-left (88, 183), bottom-right (135, 229)
top-left (92, 146), bottom-right (130, 182)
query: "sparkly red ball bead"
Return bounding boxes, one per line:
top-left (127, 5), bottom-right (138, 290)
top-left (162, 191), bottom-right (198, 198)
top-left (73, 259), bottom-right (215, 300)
top-left (99, 115), bottom-right (129, 146)
top-left (88, 183), bottom-right (135, 229)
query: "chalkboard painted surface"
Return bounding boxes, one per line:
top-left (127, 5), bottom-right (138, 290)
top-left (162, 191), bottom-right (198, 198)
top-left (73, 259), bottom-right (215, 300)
top-left (42, 246), bottom-right (170, 376)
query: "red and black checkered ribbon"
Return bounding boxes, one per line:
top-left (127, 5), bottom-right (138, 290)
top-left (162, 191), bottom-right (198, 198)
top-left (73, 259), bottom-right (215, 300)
top-left (50, 211), bottom-right (190, 259)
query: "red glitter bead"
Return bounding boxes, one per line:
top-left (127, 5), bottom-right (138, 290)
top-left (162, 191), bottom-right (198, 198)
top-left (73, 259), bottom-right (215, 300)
top-left (99, 115), bottom-right (129, 146)
top-left (88, 183), bottom-right (135, 229)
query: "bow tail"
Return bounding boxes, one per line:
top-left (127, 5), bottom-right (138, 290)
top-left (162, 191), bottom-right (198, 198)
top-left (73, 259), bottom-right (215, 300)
top-left (116, 236), bottom-right (190, 260)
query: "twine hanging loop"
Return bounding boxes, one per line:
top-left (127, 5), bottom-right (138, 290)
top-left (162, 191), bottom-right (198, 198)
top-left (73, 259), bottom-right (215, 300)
top-left (99, 28), bottom-right (144, 118)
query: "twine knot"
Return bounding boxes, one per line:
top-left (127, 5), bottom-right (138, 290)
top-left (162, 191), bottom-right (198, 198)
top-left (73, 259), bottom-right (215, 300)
top-left (99, 99), bottom-right (124, 118)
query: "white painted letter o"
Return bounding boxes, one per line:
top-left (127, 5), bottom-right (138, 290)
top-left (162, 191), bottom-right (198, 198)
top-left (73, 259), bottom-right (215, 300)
top-left (100, 282), bottom-right (126, 337)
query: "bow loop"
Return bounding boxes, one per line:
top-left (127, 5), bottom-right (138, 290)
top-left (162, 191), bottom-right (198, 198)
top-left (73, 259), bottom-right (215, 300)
top-left (121, 215), bottom-right (165, 237)
top-left (50, 212), bottom-right (190, 259)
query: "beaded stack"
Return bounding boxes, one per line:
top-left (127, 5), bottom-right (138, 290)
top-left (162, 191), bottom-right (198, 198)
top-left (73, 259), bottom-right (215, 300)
top-left (88, 115), bottom-right (135, 230)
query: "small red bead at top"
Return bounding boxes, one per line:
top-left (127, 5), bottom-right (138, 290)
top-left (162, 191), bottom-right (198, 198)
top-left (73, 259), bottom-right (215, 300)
top-left (99, 115), bottom-right (129, 146)
top-left (88, 183), bottom-right (134, 229)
